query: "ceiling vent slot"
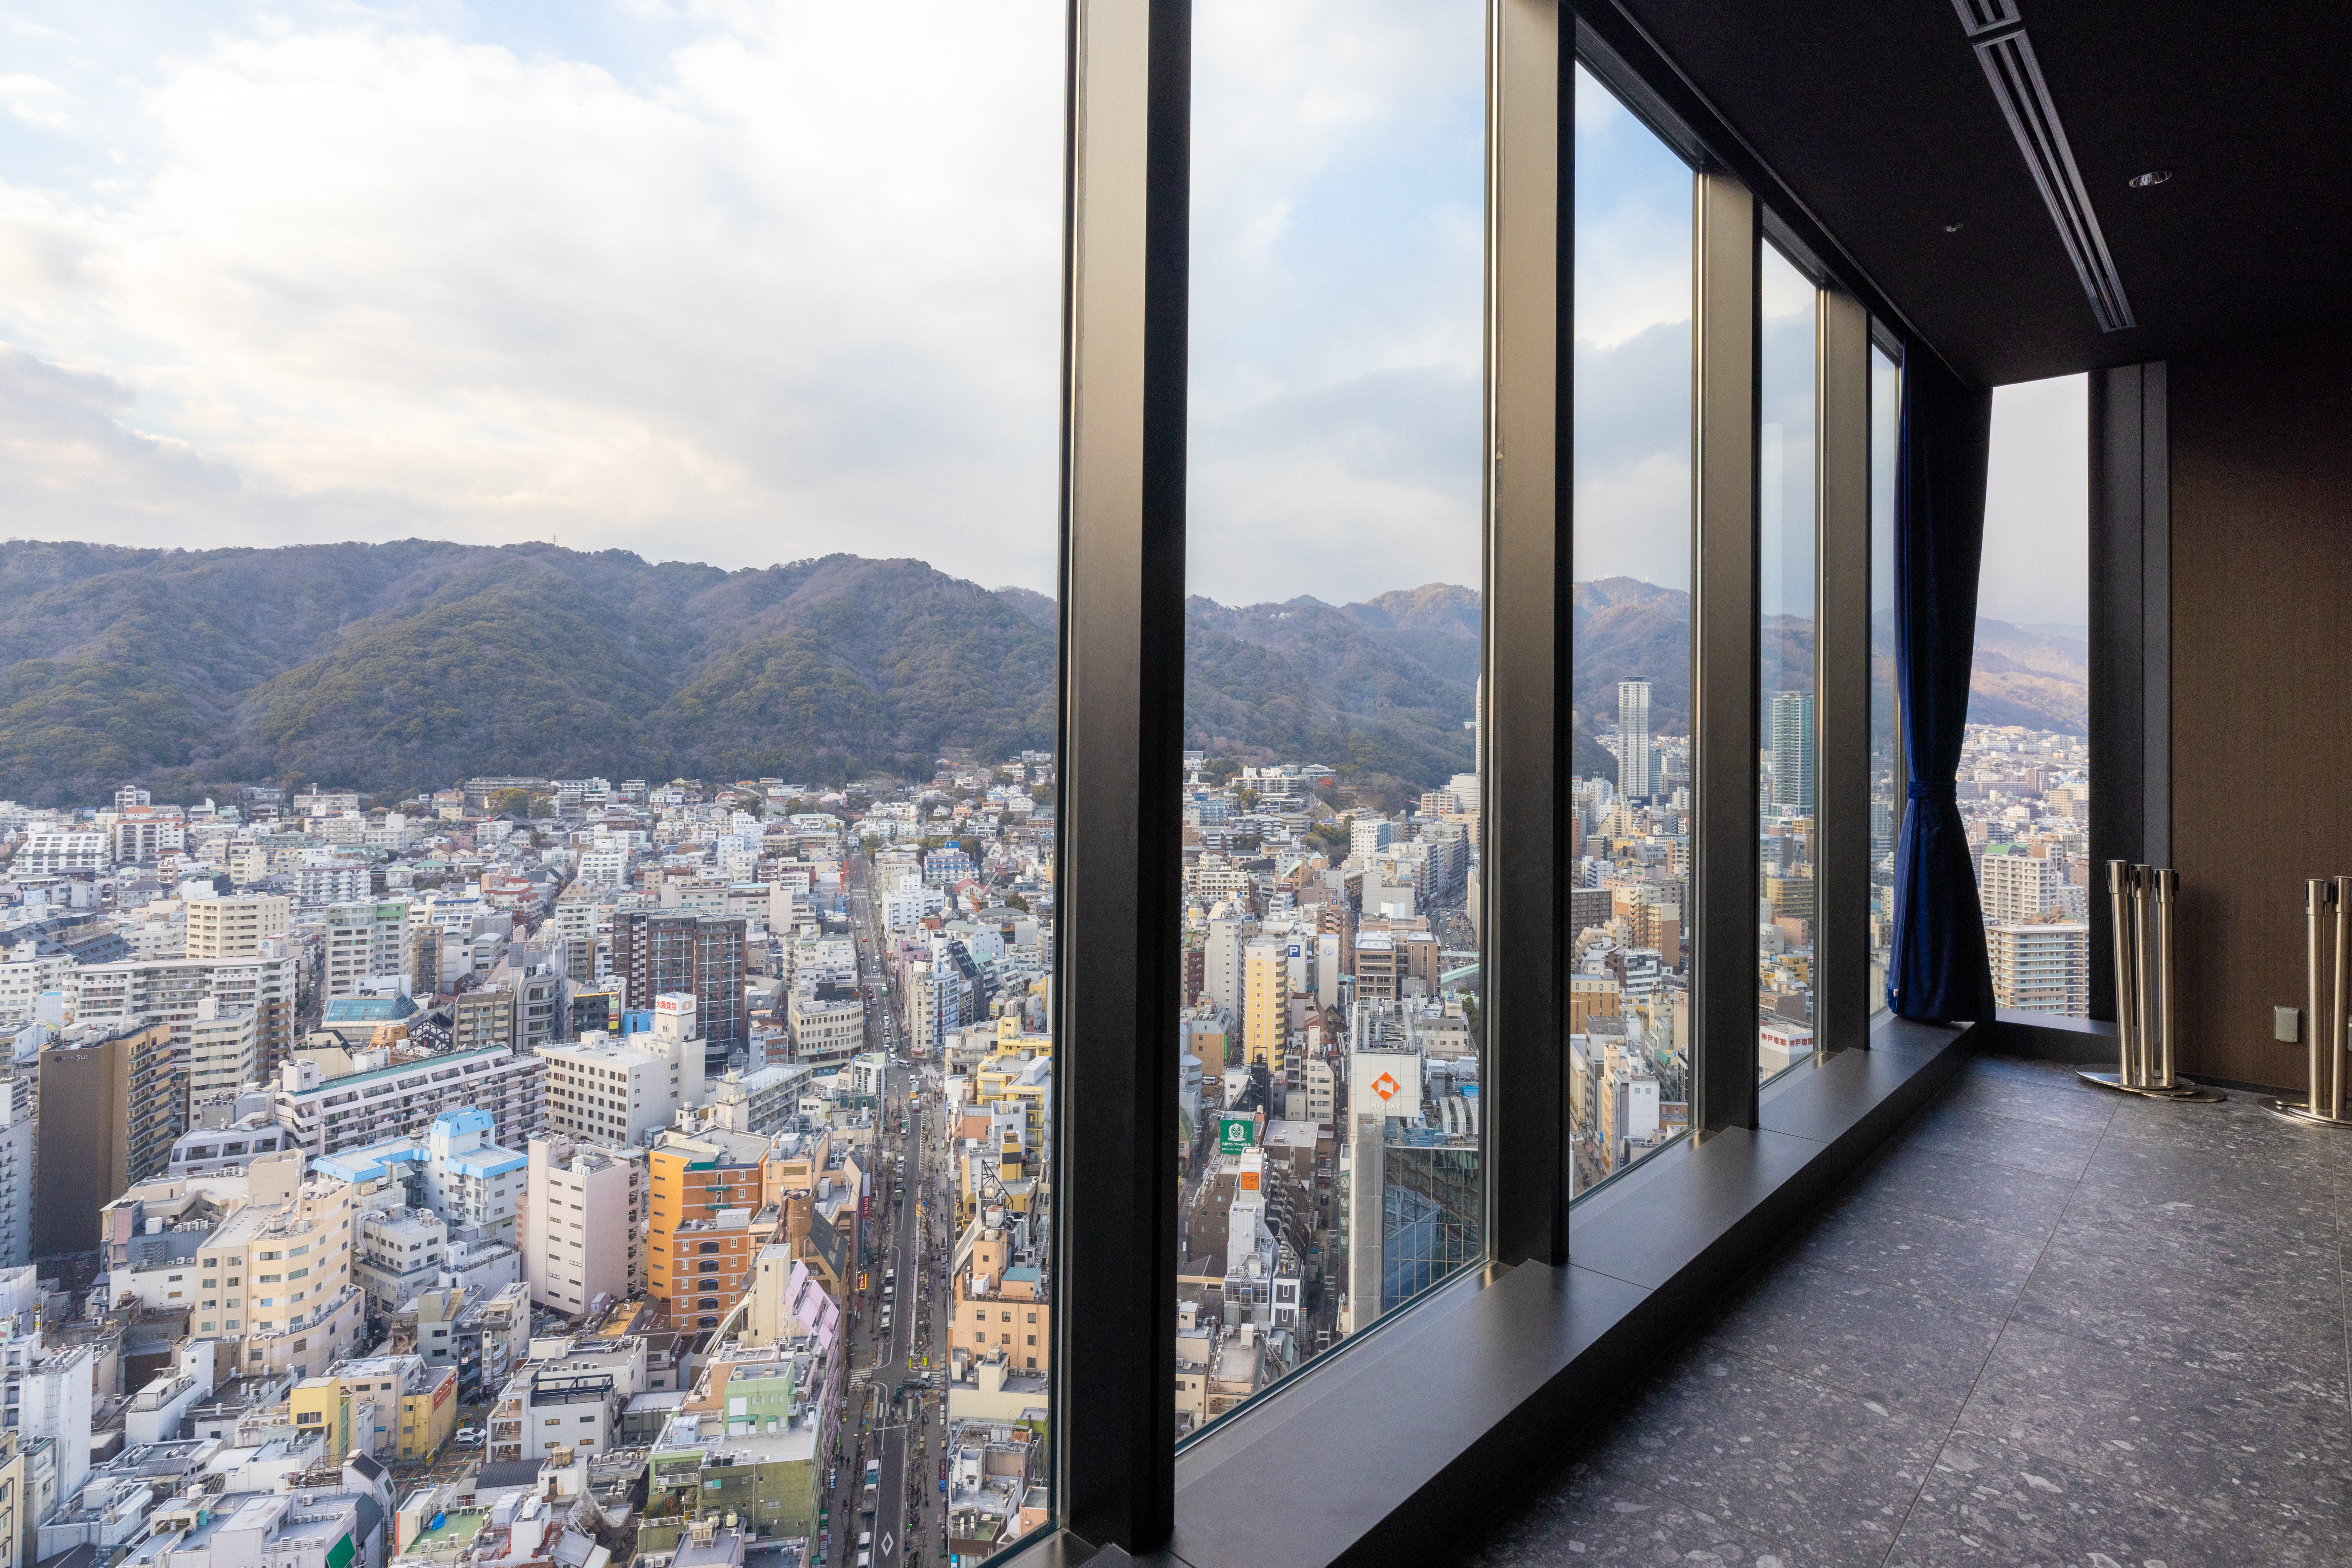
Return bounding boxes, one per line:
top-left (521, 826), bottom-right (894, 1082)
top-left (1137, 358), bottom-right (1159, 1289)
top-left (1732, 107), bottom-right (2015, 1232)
top-left (1950, 0), bottom-right (2021, 36)
top-left (1962, 15), bottom-right (2134, 331)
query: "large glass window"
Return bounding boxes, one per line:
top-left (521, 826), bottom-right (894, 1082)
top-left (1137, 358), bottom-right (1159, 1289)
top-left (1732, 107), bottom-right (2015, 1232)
top-left (1970, 374), bottom-right (2093, 1014)
top-left (1567, 66), bottom-right (1694, 1192)
top-left (1756, 245), bottom-right (1818, 1080)
top-left (0, 7), bottom-right (1065, 1563)
top-left (1177, 0), bottom-right (1486, 1438)
top-left (1868, 344), bottom-right (1903, 1015)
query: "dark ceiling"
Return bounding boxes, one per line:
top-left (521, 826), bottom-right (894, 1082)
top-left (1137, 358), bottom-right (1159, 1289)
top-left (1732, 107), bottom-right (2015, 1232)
top-left (1606, 0), bottom-right (2352, 386)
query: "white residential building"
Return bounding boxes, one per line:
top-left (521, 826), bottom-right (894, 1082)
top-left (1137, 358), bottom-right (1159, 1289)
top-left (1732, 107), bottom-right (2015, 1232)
top-left (521, 1137), bottom-right (647, 1315)
top-left (322, 901), bottom-right (413, 1000)
top-left (185, 894), bottom-right (293, 960)
top-left (536, 994), bottom-right (706, 1147)
top-left (15, 830), bottom-right (109, 876)
top-left (72, 948), bottom-right (300, 1070)
top-left (188, 998), bottom-right (261, 1103)
top-left (0, 942), bottom-right (75, 1025)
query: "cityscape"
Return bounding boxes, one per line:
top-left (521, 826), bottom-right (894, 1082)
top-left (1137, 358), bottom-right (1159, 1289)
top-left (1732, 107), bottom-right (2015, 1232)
top-left (0, 585), bottom-right (2084, 1568)
top-left (0, 763), bottom-right (1060, 1568)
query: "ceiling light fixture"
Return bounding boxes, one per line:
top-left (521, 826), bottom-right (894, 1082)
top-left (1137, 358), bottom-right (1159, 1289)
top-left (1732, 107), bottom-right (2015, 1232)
top-left (1943, 222), bottom-right (1964, 232)
top-left (2128, 170), bottom-right (2173, 188)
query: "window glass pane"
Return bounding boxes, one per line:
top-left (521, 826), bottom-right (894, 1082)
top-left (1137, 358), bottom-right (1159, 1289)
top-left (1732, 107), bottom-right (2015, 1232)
top-left (1178, 0), bottom-right (1486, 1440)
top-left (1568, 65), bottom-right (1693, 1193)
top-left (1868, 344), bottom-right (1902, 1017)
top-left (0, 7), bottom-right (1065, 1559)
top-left (1971, 375), bottom-right (2092, 1014)
top-left (1757, 245), bottom-right (1818, 1081)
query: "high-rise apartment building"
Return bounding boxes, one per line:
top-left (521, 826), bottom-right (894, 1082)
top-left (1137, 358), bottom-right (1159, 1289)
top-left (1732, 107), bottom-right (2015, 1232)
top-left (1769, 692), bottom-right (1816, 813)
top-left (34, 1023), bottom-right (180, 1256)
top-left (71, 949), bottom-right (299, 1076)
top-left (1979, 850), bottom-right (2063, 925)
top-left (1203, 909), bottom-right (1245, 1020)
top-left (322, 899), bottom-right (413, 999)
top-left (616, 911), bottom-right (746, 1065)
top-left (1989, 920), bottom-right (2090, 1015)
top-left (1242, 940), bottom-right (1286, 1070)
top-left (186, 998), bottom-right (259, 1104)
top-left (184, 894), bottom-right (292, 960)
top-left (1617, 680), bottom-right (1653, 800)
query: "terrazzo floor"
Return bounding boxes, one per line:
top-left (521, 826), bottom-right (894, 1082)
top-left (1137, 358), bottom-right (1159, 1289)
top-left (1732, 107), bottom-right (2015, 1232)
top-left (1449, 1052), bottom-right (2352, 1568)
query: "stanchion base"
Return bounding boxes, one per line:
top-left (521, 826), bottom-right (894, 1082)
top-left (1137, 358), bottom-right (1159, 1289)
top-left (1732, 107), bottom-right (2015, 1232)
top-left (2075, 1069), bottom-right (2223, 1101)
top-left (2261, 1096), bottom-right (2352, 1128)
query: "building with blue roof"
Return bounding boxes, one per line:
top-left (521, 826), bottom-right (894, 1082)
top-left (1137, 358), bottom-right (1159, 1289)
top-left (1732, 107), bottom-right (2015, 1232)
top-left (311, 1110), bottom-right (527, 1246)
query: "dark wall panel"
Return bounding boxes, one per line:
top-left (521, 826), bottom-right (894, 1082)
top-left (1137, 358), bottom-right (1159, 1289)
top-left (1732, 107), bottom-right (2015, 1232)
top-left (2170, 329), bottom-right (2352, 1091)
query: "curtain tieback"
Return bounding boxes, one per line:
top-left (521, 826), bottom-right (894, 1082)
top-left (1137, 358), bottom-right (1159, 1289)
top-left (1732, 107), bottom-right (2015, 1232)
top-left (1906, 780), bottom-right (1957, 803)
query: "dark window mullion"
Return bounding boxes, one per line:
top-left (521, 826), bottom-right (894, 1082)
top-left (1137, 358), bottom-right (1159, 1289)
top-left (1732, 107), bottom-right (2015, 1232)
top-left (1691, 170), bottom-right (1761, 1132)
top-left (1815, 288), bottom-right (1873, 1051)
top-left (1487, 0), bottom-right (1570, 1269)
top-left (1054, 0), bottom-right (1190, 1553)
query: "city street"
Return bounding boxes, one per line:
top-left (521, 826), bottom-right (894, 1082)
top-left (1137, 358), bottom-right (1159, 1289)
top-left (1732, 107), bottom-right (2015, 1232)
top-left (824, 852), bottom-right (952, 1565)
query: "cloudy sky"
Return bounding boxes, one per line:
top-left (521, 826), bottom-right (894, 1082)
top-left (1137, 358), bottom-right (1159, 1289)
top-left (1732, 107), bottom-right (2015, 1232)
top-left (0, 1), bottom-right (1071, 590)
top-left (0, 2), bottom-right (2087, 615)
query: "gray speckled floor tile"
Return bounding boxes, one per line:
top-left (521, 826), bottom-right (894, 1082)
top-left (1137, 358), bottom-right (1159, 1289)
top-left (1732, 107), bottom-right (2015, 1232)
top-left (1934, 1068), bottom-right (2118, 1133)
top-left (1896, 1096), bottom-right (2107, 1180)
top-left (1699, 1258), bottom-right (2005, 1424)
top-left (2043, 1199), bottom-right (2338, 1305)
top-left (2013, 1236), bottom-right (2350, 1407)
top-left (2100, 1087), bottom-right (2352, 1168)
top-left (1446, 1460), bottom-right (1793, 1567)
top-left (1779, 1189), bottom-right (2047, 1318)
top-left (1603, 1348), bottom-right (1944, 1568)
top-left (1888, 1434), bottom-right (2251, 1568)
top-left (2072, 1135), bottom-right (2339, 1227)
top-left (1852, 1139), bottom-right (2080, 1238)
top-left (1965, 1054), bottom-right (2117, 1097)
top-left (1954, 1321), bottom-right (2352, 1534)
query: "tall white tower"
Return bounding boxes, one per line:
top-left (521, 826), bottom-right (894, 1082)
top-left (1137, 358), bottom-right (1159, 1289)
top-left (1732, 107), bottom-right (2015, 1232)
top-left (1617, 679), bottom-right (1654, 800)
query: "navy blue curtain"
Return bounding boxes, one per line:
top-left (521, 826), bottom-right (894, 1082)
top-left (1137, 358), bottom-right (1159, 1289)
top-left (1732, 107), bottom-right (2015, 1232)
top-left (1888, 351), bottom-right (1997, 1022)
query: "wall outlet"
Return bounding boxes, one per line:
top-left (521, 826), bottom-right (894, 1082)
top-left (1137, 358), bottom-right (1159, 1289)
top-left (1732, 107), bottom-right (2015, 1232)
top-left (2275, 1005), bottom-right (2301, 1043)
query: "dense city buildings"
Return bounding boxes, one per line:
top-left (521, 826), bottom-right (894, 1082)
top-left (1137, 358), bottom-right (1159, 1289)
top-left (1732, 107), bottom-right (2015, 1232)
top-left (0, 748), bottom-right (1061, 1566)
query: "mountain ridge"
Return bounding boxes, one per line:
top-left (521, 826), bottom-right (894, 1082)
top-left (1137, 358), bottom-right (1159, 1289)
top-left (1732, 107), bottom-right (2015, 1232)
top-left (0, 542), bottom-right (2085, 807)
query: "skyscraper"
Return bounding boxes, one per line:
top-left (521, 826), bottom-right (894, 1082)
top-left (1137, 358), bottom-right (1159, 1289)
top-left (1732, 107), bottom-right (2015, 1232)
top-left (1617, 679), bottom-right (1653, 800)
top-left (1769, 691), bottom-right (1816, 813)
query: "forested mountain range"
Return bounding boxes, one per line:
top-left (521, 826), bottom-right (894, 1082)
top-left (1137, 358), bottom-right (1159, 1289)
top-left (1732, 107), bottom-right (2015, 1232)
top-left (0, 540), bottom-right (2084, 807)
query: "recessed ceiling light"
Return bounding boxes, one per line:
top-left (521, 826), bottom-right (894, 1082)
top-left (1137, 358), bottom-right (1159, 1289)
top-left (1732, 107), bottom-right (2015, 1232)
top-left (2128, 169), bottom-right (2172, 188)
top-left (1943, 222), bottom-right (1964, 232)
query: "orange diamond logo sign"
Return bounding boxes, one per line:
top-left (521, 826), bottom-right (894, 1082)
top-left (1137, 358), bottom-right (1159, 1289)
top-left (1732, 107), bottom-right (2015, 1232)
top-left (1372, 1071), bottom-right (1400, 1102)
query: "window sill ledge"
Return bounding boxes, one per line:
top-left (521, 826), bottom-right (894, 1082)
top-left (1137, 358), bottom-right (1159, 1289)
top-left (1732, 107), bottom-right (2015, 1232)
top-left (1013, 1014), bottom-right (1974, 1568)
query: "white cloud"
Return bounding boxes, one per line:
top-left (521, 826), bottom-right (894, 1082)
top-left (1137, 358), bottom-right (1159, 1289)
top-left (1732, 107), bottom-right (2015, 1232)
top-left (0, 3), bottom-right (1068, 586)
top-left (1184, 0), bottom-right (1486, 606)
top-left (0, 73), bottom-right (74, 129)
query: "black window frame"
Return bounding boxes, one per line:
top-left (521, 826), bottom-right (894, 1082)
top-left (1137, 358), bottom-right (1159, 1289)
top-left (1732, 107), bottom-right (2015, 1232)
top-left (1013, 4), bottom-right (1980, 1565)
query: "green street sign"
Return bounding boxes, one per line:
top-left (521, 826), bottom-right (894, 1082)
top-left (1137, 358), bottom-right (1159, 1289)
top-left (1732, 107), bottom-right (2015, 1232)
top-left (1217, 1114), bottom-right (1255, 1155)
